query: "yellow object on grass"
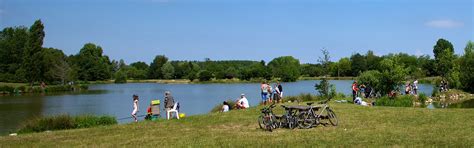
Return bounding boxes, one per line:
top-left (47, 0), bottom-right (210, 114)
top-left (179, 113), bottom-right (186, 118)
top-left (151, 100), bottom-right (160, 105)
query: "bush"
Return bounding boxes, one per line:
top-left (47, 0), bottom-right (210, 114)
top-left (418, 93), bottom-right (428, 106)
top-left (18, 114), bottom-right (117, 134)
top-left (198, 70), bottom-right (213, 81)
top-left (0, 86), bottom-right (15, 94)
top-left (285, 93), bottom-right (320, 103)
top-left (210, 99), bottom-right (237, 113)
top-left (375, 95), bottom-right (414, 107)
top-left (114, 70), bottom-right (127, 83)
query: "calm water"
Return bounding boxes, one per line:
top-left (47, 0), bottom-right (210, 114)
top-left (0, 80), bottom-right (434, 135)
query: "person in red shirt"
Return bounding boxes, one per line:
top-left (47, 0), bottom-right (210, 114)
top-left (145, 103), bottom-right (152, 120)
top-left (352, 81), bottom-right (359, 103)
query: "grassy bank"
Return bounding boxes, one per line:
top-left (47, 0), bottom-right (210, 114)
top-left (1, 102), bottom-right (473, 147)
top-left (0, 84), bottom-right (88, 94)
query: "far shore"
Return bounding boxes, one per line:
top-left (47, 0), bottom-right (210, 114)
top-left (1, 76), bottom-right (440, 87)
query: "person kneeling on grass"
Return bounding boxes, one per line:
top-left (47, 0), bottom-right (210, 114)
top-left (145, 103), bottom-right (152, 120)
top-left (235, 94), bottom-right (250, 109)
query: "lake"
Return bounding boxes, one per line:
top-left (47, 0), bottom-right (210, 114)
top-left (0, 80), bottom-right (434, 135)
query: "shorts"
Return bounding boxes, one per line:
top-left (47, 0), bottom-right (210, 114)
top-left (261, 92), bottom-right (268, 102)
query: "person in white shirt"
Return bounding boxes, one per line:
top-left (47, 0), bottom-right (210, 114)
top-left (236, 94), bottom-right (250, 109)
top-left (222, 101), bottom-right (230, 112)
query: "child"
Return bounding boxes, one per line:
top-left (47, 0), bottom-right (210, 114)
top-left (131, 95), bottom-right (139, 122)
top-left (222, 101), bottom-right (230, 112)
top-left (145, 103), bottom-right (152, 120)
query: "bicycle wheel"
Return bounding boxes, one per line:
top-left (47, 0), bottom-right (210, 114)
top-left (327, 108), bottom-right (338, 126)
top-left (264, 115), bottom-right (273, 132)
top-left (289, 116), bottom-right (297, 129)
top-left (297, 112), bottom-right (314, 129)
top-left (271, 115), bottom-right (279, 129)
top-left (258, 115), bottom-right (264, 129)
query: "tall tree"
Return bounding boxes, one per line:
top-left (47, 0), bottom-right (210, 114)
top-left (70, 43), bottom-right (112, 81)
top-left (22, 20), bottom-right (45, 85)
top-left (148, 55), bottom-right (168, 79)
top-left (315, 49), bottom-right (336, 99)
top-left (161, 62), bottom-right (175, 79)
top-left (268, 56), bottom-right (301, 82)
top-left (41, 48), bottom-right (71, 84)
top-left (350, 53), bottom-right (367, 76)
top-left (460, 41), bottom-right (474, 93)
top-left (433, 38), bottom-right (454, 78)
top-left (0, 26), bottom-right (29, 82)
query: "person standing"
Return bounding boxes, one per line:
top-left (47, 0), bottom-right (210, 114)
top-left (273, 83), bottom-right (281, 103)
top-left (261, 82), bottom-right (268, 105)
top-left (267, 83), bottom-right (273, 103)
top-left (352, 81), bottom-right (359, 102)
top-left (163, 91), bottom-right (175, 119)
top-left (131, 95), bottom-right (139, 122)
top-left (277, 82), bottom-right (283, 99)
top-left (413, 80), bottom-right (418, 95)
top-left (405, 81), bottom-right (411, 95)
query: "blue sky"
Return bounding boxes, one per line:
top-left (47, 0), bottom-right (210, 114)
top-left (1, 0), bottom-right (472, 64)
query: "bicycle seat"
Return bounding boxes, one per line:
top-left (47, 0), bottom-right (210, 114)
top-left (306, 102), bottom-right (314, 105)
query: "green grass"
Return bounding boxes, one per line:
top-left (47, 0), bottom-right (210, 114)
top-left (17, 114), bottom-right (117, 134)
top-left (1, 102), bottom-right (473, 147)
top-left (0, 82), bottom-right (27, 88)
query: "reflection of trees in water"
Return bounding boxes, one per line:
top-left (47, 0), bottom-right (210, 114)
top-left (0, 96), bottom-right (44, 135)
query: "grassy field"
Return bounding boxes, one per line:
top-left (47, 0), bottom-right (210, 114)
top-left (1, 102), bottom-right (473, 147)
top-left (0, 82), bottom-right (26, 87)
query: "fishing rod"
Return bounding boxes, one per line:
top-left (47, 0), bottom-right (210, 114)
top-left (117, 114), bottom-right (147, 120)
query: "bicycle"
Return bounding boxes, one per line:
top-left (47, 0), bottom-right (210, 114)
top-left (279, 105), bottom-right (298, 129)
top-left (297, 99), bottom-right (338, 129)
top-left (257, 103), bottom-right (278, 132)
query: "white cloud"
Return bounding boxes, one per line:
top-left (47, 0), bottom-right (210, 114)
top-left (425, 19), bottom-right (464, 29)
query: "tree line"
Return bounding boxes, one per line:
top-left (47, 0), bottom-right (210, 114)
top-left (1, 20), bottom-right (473, 93)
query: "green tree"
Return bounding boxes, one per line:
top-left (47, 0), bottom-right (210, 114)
top-left (268, 56), bottom-right (301, 82)
top-left (70, 43), bottom-right (112, 81)
top-left (459, 41), bottom-right (474, 93)
top-left (366, 50), bottom-right (381, 71)
top-left (377, 58), bottom-right (407, 96)
top-left (148, 55), bottom-right (168, 79)
top-left (433, 38), bottom-right (454, 77)
top-left (435, 48), bottom-right (455, 78)
top-left (41, 48), bottom-right (71, 84)
top-left (130, 61), bottom-right (149, 70)
top-left (433, 38), bottom-right (454, 61)
top-left (350, 53), bottom-right (367, 76)
top-left (336, 57), bottom-right (352, 76)
top-left (198, 70), bottom-right (212, 81)
top-left (186, 62), bottom-right (200, 81)
top-left (114, 69), bottom-right (127, 83)
top-left (0, 26), bottom-right (29, 82)
top-left (161, 62), bottom-right (175, 79)
top-left (22, 20), bottom-right (45, 85)
top-left (315, 49), bottom-right (336, 99)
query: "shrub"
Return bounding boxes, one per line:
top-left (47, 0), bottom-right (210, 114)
top-left (18, 114), bottom-right (117, 134)
top-left (375, 95), bottom-right (414, 107)
top-left (198, 70), bottom-right (213, 81)
top-left (114, 70), bottom-right (128, 83)
top-left (418, 93), bottom-right (428, 106)
top-left (283, 93), bottom-right (320, 103)
top-left (0, 86), bottom-right (15, 94)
